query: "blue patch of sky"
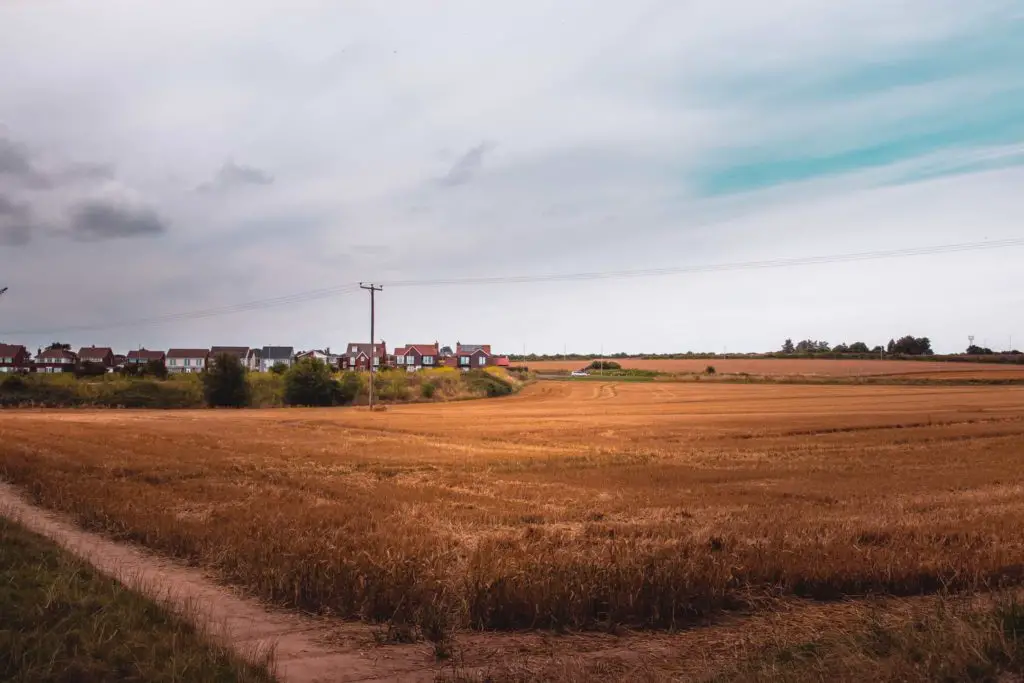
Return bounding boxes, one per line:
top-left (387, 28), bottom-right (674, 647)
top-left (692, 18), bottom-right (1024, 196)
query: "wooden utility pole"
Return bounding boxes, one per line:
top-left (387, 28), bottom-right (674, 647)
top-left (359, 283), bottom-right (383, 409)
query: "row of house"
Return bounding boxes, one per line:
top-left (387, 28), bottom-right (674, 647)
top-left (341, 342), bottom-right (508, 371)
top-left (0, 341), bottom-right (508, 374)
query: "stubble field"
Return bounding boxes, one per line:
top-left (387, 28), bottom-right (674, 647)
top-left (2, 380), bottom-right (1024, 679)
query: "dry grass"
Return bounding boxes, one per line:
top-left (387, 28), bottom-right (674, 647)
top-left (527, 357), bottom-right (1024, 379)
top-left (2, 381), bottom-right (1024, 671)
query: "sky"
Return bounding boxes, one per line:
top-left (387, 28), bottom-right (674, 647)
top-left (1, 0), bottom-right (1022, 355)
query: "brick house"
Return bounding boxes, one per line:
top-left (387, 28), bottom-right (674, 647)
top-left (77, 346), bottom-right (115, 370)
top-left (341, 342), bottom-right (387, 371)
top-left (452, 343), bottom-right (494, 370)
top-left (0, 344), bottom-right (32, 373)
top-left (393, 343), bottom-right (440, 372)
top-left (126, 348), bottom-right (166, 366)
top-left (34, 347), bottom-right (78, 373)
top-left (166, 348), bottom-right (210, 374)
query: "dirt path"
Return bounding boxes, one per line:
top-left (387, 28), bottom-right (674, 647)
top-left (0, 481), bottom-right (436, 683)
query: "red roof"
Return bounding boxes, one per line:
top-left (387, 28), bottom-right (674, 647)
top-left (36, 347), bottom-right (77, 362)
top-left (167, 348), bottom-right (210, 359)
top-left (495, 356), bottom-right (510, 367)
top-left (127, 349), bottom-right (165, 361)
top-left (395, 343), bottom-right (438, 356)
top-left (0, 344), bottom-right (28, 358)
top-left (78, 346), bottom-right (113, 362)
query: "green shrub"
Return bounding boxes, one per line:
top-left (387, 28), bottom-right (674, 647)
top-left (283, 358), bottom-right (336, 406)
top-left (203, 353), bottom-right (250, 408)
top-left (587, 360), bottom-right (621, 371)
top-left (465, 369), bottom-right (513, 397)
top-left (100, 380), bottom-right (204, 408)
top-left (248, 373), bottom-right (284, 408)
top-left (334, 372), bottom-right (362, 404)
top-left (374, 370), bottom-right (411, 401)
top-left (270, 362), bottom-right (289, 376)
top-left (705, 365), bottom-right (717, 375)
top-left (74, 362), bottom-right (108, 378)
top-left (1, 374), bottom-right (28, 392)
top-left (421, 382), bottom-right (437, 399)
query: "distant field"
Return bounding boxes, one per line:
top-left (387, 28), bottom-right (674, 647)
top-left (526, 357), bottom-right (1024, 379)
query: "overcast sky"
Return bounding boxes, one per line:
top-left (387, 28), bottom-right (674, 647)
top-left (1, 1), bottom-right (1022, 355)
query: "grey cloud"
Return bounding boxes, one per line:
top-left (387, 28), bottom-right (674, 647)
top-left (198, 160), bottom-right (274, 192)
top-left (438, 142), bottom-right (494, 187)
top-left (68, 199), bottom-right (168, 241)
top-left (0, 135), bottom-right (114, 189)
top-left (0, 136), bottom-right (50, 189)
top-left (351, 244), bottom-right (391, 255)
top-left (56, 161), bottom-right (116, 183)
top-left (0, 194), bottom-right (35, 246)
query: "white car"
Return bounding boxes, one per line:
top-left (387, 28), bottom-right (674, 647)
top-left (570, 370), bottom-right (589, 377)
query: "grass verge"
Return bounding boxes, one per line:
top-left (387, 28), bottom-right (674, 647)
top-left (0, 515), bottom-right (275, 683)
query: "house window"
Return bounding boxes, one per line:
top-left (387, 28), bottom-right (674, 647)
top-left (478, 356), bottom-right (486, 366)
top-left (168, 359), bottom-right (176, 366)
top-left (406, 355), bottom-right (415, 365)
top-left (459, 356), bottom-right (469, 366)
top-left (396, 356), bottom-right (404, 365)
top-left (196, 358), bottom-right (204, 367)
top-left (424, 356), bottom-right (434, 365)
top-left (373, 357), bottom-right (380, 366)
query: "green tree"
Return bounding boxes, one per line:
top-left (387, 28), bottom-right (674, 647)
top-left (335, 371), bottom-right (362, 404)
top-left (46, 342), bottom-right (71, 351)
top-left (782, 338), bottom-right (795, 354)
top-left (966, 344), bottom-right (994, 355)
top-left (848, 342), bottom-right (870, 353)
top-left (202, 353), bottom-right (250, 407)
top-left (892, 336), bottom-right (933, 356)
top-left (143, 359), bottom-right (168, 379)
top-left (832, 343), bottom-right (850, 353)
top-left (283, 358), bottom-right (336, 406)
top-left (270, 362), bottom-right (289, 375)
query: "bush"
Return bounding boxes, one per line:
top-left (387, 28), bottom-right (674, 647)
top-left (101, 379), bottom-right (203, 409)
top-left (374, 371), bottom-right (410, 401)
top-left (421, 382), bottom-right (437, 399)
top-left (270, 362), bottom-right (289, 375)
top-left (1, 374), bottom-right (28, 392)
top-left (705, 365), bottom-right (716, 375)
top-left (202, 353), bottom-right (250, 408)
top-left (248, 373), bottom-right (284, 408)
top-left (586, 360), bottom-right (621, 371)
top-left (465, 369), bottom-right (513, 397)
top-left (283, 358), bottom-right (336, 406)
top-left (334, 372), bottom-right (362, 404)
top-left (74, 362), bottom-right (108, 378)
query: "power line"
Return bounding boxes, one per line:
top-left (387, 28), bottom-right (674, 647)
top-left (4, 237), bottom-right (1023, 337)
top-left (379, 238), bottom-right (1024, 288)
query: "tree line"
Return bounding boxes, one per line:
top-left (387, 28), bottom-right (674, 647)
top-left (781, 336), bottom-right (934, 356)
